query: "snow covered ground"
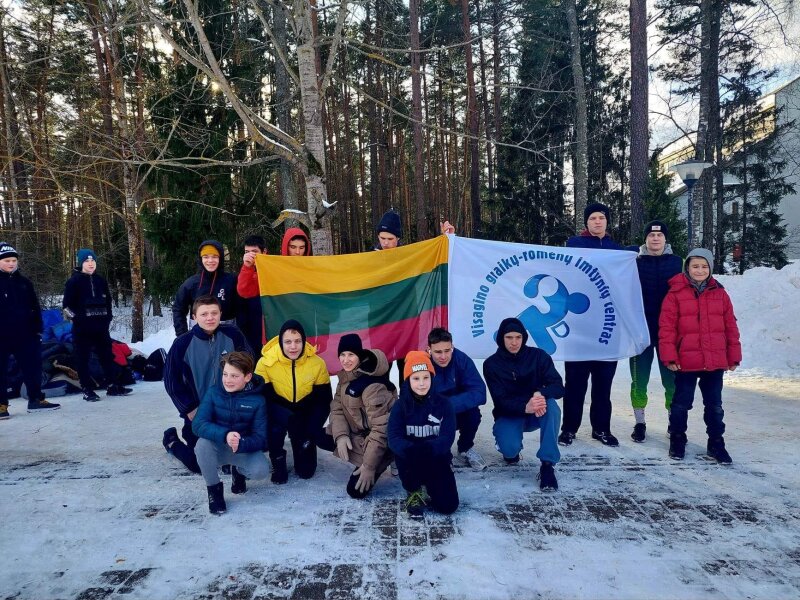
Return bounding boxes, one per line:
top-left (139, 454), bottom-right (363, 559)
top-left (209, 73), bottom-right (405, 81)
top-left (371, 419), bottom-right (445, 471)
top-left (2, 262), bottom-right (799, 599)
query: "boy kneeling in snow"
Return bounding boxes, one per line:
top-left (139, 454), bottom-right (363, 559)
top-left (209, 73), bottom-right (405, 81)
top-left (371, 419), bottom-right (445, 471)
top-left (193, 352), bottom-right (269, 514)
top-left (388, 351), bottom-right (458, 518)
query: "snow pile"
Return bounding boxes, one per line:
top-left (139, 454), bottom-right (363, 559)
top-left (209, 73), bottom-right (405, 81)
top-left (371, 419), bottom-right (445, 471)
top-left (718, 261), bottom-right (800, 378)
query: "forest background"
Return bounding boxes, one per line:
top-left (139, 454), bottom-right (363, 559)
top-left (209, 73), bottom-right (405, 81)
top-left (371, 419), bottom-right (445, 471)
top-left (0, 0), bottom-right (798, 341)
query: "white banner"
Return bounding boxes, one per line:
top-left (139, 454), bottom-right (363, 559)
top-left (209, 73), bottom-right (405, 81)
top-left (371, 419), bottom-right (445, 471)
top-left (447, 236), bottom-right (649, 360)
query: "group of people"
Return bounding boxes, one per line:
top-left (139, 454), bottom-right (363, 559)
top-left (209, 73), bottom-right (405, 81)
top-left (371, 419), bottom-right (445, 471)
top-left (157, 204), bottom-right (742, 517)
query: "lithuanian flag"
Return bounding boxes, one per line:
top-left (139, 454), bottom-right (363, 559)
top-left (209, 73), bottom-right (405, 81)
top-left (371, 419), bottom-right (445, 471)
top-left (255, 236), bottom-right (448, 373)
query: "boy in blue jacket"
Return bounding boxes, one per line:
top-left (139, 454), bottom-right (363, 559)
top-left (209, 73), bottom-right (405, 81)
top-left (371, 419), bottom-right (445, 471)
top-left (483, 317), bottom-right (564, 492)
top-left (193, 352), bottom-right (269, 515)
top-left (163, 295), bottom-right (251, 474)
top-left (428, 328), bottom-right (487, 470)
top-left (388, 351), bottom-right (458, 518)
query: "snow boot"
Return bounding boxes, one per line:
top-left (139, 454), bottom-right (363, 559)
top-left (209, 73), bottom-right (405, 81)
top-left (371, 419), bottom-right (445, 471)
top-left (27, 396), bottom-right (61, 413)
top-left (538, 461), bottom-right (558, 492)
top-left (207, 482), bottom-right (226, 515)
top-left (591, 430), bottom-right (620, 447)
top-left (106, 384), bottom-right (132, 397)
top-left (669, 434), bottom-right (686, 461)
top-left (707, 437), bottom-right (732, 465)
top-left (83, 388), bottom-right (101, 402)
top-left (0, 404), bottom-right (9, 420)
top-left (631, 423), bottom-right (646, 443)
top-left (270, 451), bottom-right (288, 484)
top-left (558, 431), bottom-right (575, 446)
top-left (231, 466), bottom-right (247, 494)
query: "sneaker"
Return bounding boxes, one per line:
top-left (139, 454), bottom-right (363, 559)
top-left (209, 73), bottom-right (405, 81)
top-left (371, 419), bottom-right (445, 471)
top-left (27, 397), bottom-right (61, 412)
top-left (631, 423), bottom-right (646, 443)
top-left (83, 388), bottom-right (101, 402)
top-left (0, 404), bottom-right (10, 420)
top-left (707, 438), bottom-right (732, 465)
top-left (162, 427), bottom-right (179, 453)
top-left (207, 481), bottom-right (226, 515)
top-left (668, 436), bottom-right (686, 461)
top-left (558, 431), bottom-right (575, 446)
top-left (405, 488), bottom-right (426, 518)
top-left (231, 466), bottom-right (247, 494)
top-left (504, 454), bottom-right (521, 465)
top-left (106, 384), bottom-right (132, 397)
top-left (538, 461), bottom-right (558, 492)
top-left (591, 431), bottom-right (620, 447)
top-left (459, 447), bottom-right (488, 471)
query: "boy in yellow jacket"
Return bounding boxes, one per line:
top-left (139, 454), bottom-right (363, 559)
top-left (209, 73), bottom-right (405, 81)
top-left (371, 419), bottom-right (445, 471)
top-left (256, 319), bottom-right (332, 483)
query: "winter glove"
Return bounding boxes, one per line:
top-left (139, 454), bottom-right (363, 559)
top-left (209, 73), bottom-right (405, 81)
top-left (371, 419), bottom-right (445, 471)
top-left (353, 464), bottom-right (376, 494)
top-left (335, 436), bottom-right (353, 461)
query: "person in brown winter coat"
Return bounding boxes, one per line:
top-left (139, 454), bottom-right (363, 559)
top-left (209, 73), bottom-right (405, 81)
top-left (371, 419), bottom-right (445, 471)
top-left (327, 333), bottom-right (397, 499)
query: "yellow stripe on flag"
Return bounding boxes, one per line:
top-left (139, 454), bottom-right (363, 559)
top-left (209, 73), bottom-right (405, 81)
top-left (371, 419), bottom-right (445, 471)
top-left (256, 235), bottom-right (449, 296)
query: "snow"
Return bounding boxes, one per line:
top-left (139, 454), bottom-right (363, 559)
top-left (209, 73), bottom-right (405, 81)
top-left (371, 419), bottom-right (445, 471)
top-left (2, 263), bottom-right (799, 599)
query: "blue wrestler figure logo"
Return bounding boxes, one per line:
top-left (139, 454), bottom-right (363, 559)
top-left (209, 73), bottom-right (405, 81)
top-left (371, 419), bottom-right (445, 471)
top-left (513, 274), bottom-right (590, 355)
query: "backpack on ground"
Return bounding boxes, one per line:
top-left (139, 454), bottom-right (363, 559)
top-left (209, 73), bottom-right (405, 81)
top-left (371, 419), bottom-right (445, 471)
top-left (143, 348), bottom-right (167, 381)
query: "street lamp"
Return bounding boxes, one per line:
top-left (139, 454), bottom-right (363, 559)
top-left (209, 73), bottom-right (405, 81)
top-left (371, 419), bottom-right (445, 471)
top-left (669, 159), bottom-right (713, 248)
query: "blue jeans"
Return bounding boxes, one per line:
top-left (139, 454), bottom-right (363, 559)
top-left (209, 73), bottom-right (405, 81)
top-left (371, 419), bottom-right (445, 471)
top-left (669, 370), bottom-right (725, 439)
top-left (493, 398), bottom-right (561, 464)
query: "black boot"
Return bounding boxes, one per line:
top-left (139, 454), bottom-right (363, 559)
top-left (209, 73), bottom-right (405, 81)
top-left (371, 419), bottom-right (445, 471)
top-left (106, 384), bottom-right (133, 396)
top-left (669, 433), bottom-right (686, 461)
top-left (207, 482), bottom-right (226, 515)
top-left (707, 437), bottom-right (732, 465)
top-left (270, 451), bottom-right (288, 484)
top-left (231, 466), bottom-right (247, 494)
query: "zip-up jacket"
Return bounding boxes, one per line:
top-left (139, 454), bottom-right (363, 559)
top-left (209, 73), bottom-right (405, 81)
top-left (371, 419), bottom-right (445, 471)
top-left (0, 268), bottom-right (42, 340)
top-left (388, 383), bottom-right (455, 460)
top-left (164, 323), bottom-right (251, 418)
top-left (63, 268), bottom-right (113, 333)
top-left (172, 240), bottom-right (240, 335)
top-left (329, 349), bottom-right (397, 471)
top-left (566, 229), bottom-right (625, 250)
top-left (659, 273), bottom-right (742, 372)
top-left (628, 244), bottom-right (683, 341)
top-left (430, 347), bottom-right (486, 414)
top-left (483, 317), bottom-right (565, 419)
top-left (192, 375), bottom-right (267, 454)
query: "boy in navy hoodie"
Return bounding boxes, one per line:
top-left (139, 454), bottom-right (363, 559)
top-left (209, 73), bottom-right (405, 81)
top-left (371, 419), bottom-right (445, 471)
top-left (63, 248), bottom-right (132, 401)
top-left (0, 242), bottom-right (61, 418)
top-left (388, 351), bottom-right (458, 517)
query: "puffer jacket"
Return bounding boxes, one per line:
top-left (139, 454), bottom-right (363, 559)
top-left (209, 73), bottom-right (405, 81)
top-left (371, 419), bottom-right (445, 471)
top-left (328, 349), bottom-right (397, 471)
top-left (63, 268), bottom-right (113, 333)
top-left (659, 273), bottom-right (742, 372)
top-left (172, 240), bottom-right (239, 335)
top-left (193, 375), bottom-right (268, 454)
top-left (0, 267), bottom-right (42, 340)
top-left (255, 332), bottom-right (330, 410)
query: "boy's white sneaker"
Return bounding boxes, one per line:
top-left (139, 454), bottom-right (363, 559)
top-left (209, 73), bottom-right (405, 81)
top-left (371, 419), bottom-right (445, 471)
top-left (459, 447), bottom-right (488, 471)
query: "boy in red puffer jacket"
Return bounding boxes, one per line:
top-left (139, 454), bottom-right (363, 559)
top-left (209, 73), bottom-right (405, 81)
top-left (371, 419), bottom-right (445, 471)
top-left (659, 248), bottom-right (742, 464)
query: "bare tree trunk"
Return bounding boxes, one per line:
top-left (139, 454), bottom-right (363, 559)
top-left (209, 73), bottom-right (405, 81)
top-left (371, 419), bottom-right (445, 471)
top-left (564, 0), bottom-right (589, 230)
top-left (475, 0), bottom-right (494, 199)
top-left (273, 3), bottom-right (298, 223)
top-left (409, 0), bottom-right (427, 239)
top-left (462, 0), bottom-right (481, 237)
top-left (0, 16), bottom-right (22, 242)
top-left (629, 0), bottom-right (648, 238)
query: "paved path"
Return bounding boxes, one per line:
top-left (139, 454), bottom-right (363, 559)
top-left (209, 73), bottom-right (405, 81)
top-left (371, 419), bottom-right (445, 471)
top-left (2, 377), bottom-right (798, 599)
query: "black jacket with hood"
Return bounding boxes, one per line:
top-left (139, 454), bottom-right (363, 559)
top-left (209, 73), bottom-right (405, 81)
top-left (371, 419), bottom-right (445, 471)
top-left (172, 240), bottom-right (240, 335)
top-left (482, 317), bottom-right (565, 419)
top-left (0, 267), bottom-right (43, 340)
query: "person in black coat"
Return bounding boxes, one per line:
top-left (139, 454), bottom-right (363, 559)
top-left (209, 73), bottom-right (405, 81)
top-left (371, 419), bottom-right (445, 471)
top-left (0, 242), bottom-right (61, 418)
top-left (172, 240), bottom-right (239, 336)
top-left (628, 221), bottom-right (683, 442)
top-left (483, 317), bottom-right (564, 491)
top-left (559, 202), bottom-right (626, 447)
top-left (63, 248), bottom-right (132, 401)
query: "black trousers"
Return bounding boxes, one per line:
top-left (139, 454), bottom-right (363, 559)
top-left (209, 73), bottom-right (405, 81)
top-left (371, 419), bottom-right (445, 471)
top-left (562, 360), bottom-right (618, 434)
top-left (170, 417), bottom-right (201, 474)
top-left (73, 327), bottom-right (120, 390)
top-left (0, 334), bottom-right (42, 403)
top-left (669, 370), bottom-right (725, 439)
top-left (267, 400), bottom-right (331, 479)
top-left (395, 452), bottom-right (459, 515)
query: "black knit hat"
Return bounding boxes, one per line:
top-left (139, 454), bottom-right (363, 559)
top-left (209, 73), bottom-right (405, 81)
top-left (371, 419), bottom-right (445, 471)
top-left (644, 220), bottom-right (668, 240)
top-left (377, 210), bottom-right (402, 238)
top-left (583, 202), bottom-right (610, 226)
top-left (0, 242), bottom-right (18, 261)
top-left (338, 333), bottom-right (363, 356)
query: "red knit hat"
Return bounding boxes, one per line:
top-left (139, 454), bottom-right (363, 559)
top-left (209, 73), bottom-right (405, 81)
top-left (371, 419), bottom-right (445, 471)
top-left (403, 350), bottom-right (435, 380)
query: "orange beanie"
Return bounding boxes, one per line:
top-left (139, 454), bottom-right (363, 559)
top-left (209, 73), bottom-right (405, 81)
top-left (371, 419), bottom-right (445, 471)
top-left (403, 350), bottom-right (435, 380)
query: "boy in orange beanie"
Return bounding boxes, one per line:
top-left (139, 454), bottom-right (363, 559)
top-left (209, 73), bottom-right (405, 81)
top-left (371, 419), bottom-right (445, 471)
top-left (388, 350), bottom-right (458, 518)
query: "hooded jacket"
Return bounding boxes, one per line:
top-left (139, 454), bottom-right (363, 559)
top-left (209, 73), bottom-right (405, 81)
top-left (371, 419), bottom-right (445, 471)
top-left (430, 347), bottom-right (487, 414)
top-left (0, 267), bottom-right (43, 340)
top-left (237, 228), bottom-right (312, 301)
top-left (192, 374), bottom-right (268, 454)
top-left (63, 268), bottom-right (113, 333)
top-left (566, 229), bottom-right (625, 250)
top-left (280, 228), bottom-right (312, 256)
top-left (172, 240), bottom-right (239, 336)
top-left (658, 272), bottom-right (742, 372)
top-left (329, 349), bottom-right (397, 471)
top-left (255, 320), bottom-right (331, 411)
top-left (482, 317), bottom-right (565, 419)
top-left (387, 378), bottom-right (455, 460)
top-left (632, 243), bottom-right (683, 340)
top-left (164, 322), bottom-right (251, 418)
